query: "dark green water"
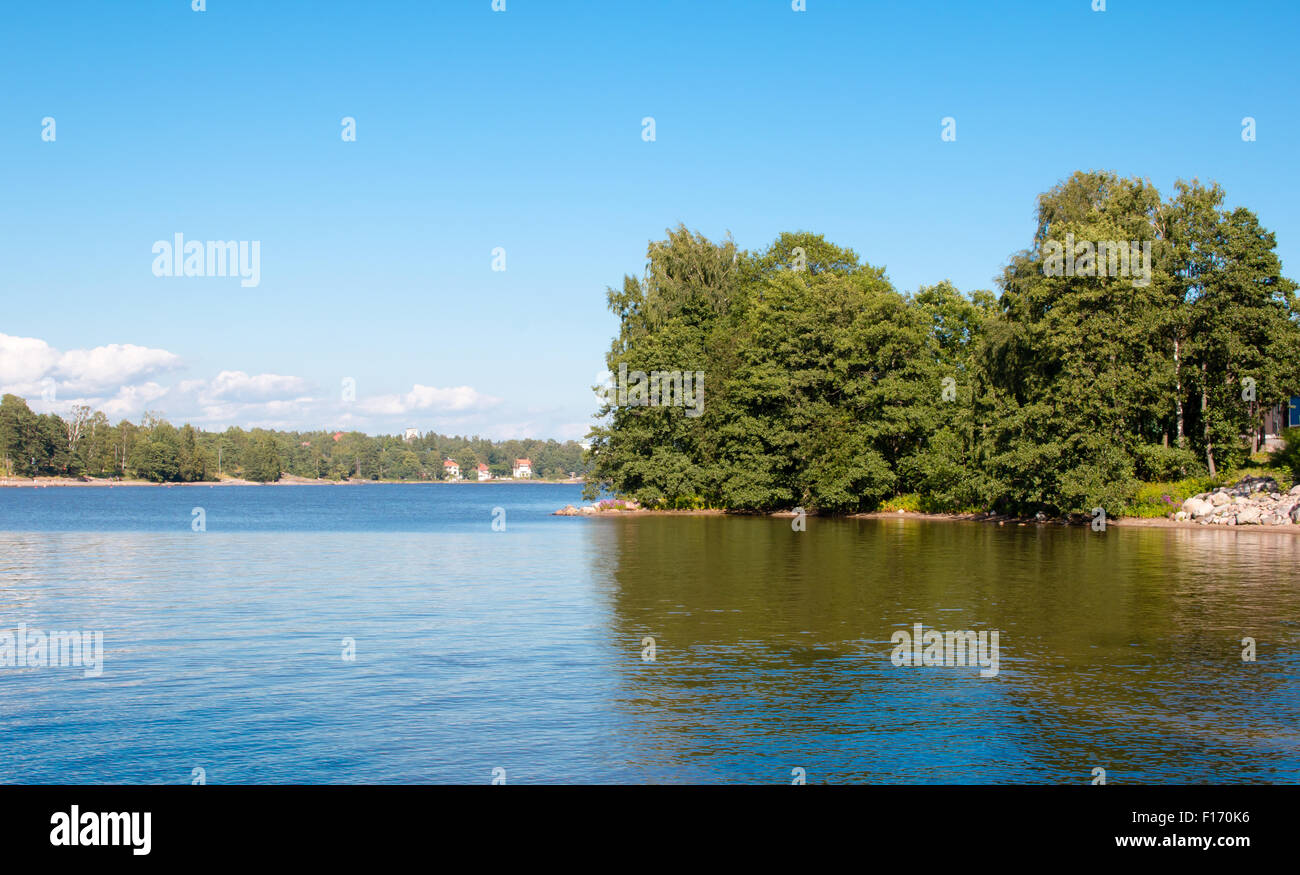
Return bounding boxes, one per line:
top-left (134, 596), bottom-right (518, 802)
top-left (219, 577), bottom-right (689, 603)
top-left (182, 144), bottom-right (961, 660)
top-left (592, 515), bottom-right (1300, 783)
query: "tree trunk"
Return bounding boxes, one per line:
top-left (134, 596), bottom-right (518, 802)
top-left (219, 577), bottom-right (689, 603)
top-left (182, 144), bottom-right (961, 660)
top-left (1202, 362), bottom-right (1216, 476)
top-left (1174, 336), bottom-right (1185, 447)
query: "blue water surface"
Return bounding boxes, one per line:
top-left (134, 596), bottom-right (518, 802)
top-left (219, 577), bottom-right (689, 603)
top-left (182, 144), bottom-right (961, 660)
top-left (1, 484), bottom-right (1296, 785)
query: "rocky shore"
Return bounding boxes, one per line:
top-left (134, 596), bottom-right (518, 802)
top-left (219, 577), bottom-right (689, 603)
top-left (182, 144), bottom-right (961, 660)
top-left (554, 499), bottom-right (724, 516)
top-left (1178, 476), bottom-right (1300, 526)
top-left (555, 499), bottom-right (642, 516)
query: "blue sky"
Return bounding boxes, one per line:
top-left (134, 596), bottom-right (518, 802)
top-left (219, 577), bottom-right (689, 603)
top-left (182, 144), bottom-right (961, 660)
top-left (2, 0), bottom-right (1296, 439)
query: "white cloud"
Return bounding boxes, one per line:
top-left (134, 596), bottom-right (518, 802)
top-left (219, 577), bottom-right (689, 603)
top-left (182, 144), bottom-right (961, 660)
top-left (0, 334), bottom-right (60, 389)
top-left (358, 384), bottom-right (500, 416)
top-left (56, 343), bottom-right (181, 394)
top-left (0, 333), bottom-right (581, 439)
top-left (205, 370), bottom-right (312, 403)
top-left (98, 383), bottom-right (170, 419)
top-left (0, 334), bottom-right (181, 400)
top-left (554, 421), bottom-right (592, 441)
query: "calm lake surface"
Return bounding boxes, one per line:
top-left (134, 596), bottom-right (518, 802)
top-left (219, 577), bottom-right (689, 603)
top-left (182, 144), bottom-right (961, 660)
top-left (1, 483), bottom-right (1297, 784)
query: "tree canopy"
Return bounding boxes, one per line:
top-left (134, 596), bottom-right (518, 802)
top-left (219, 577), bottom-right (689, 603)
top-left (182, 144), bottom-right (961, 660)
top-left (585, 172), bottom-right (1300, 516)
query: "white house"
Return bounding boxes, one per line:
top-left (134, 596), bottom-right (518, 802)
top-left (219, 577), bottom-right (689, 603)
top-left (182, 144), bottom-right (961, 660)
top-left (443, 459), bottom-right (460, 480)
top-left (477, 463), bottom-right (491, 481)
top-left (403, 427), bottom-right (419, 442)
top-left (512, 458), bottom-right (532, 479)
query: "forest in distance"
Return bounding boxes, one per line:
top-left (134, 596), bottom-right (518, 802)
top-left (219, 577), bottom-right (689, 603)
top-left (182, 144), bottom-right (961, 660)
top-left (0, 396), bottom-right (586, 484)
top-left (585, 170), bottom-right (1300, 517)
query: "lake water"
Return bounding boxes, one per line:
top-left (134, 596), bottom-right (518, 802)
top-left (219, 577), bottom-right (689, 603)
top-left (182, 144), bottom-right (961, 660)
top-left (1, 484), bottom-right (1297, 784)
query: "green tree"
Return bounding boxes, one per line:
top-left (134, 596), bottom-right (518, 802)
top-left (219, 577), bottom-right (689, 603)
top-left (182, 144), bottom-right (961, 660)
top-left (0, 394), bottom-right (41, 476)
top-left (129, 421), bottom-right (181, 482)
top-left (243, 435), bottom-right (283, 483)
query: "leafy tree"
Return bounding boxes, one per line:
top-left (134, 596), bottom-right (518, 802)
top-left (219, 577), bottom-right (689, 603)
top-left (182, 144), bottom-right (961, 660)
top-left (244, 435), bottom-right (283, 483)
top-left (588, 172), bottom-right (1300, 516)
top-left (0, 394), bottom-right (40, 476)
top-left (129, 422), bottom-right (181, 483)
top-left (177, 424), bottom-right (211, 482)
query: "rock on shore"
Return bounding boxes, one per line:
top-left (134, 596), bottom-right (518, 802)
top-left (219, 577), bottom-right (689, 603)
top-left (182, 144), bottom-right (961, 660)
top-left (554, 499), bottom-right (642, 516)
top-left (1178, 476), bottom-right (1300, 526)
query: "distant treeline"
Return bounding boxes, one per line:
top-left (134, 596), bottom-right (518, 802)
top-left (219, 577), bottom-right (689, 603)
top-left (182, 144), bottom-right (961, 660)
top-left (0, 397), bottom-right (586, 482)
top-left (585, 171), bottom-right (1300, 515)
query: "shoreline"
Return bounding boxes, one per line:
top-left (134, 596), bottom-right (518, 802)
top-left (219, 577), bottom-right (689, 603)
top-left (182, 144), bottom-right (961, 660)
top-left (0, 476), bottom-right (586, 488)
top-left (561, 505), bottom-right (1300, 533)
top-left (856, 509), bottom-right (1300, 534)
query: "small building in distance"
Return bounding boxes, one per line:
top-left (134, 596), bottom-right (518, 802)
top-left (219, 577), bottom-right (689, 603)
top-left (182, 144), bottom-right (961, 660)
top-left (443, 459), bottom-right (461, 480)
top-left (403, 428), bottom-right (419, 443)
top-left (477, 463), bottom-right (491, 481)
top-left (332, 431), bottom-right (344, 442)
top-left (512, 458), bottom-right (532, 479)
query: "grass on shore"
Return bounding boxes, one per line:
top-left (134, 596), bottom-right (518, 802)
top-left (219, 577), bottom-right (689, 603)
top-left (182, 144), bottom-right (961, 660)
top-left (877, 493), bottom-right (986, 515)
top-left (875, 455), bottom-right (1296, 520)
top-left (1123, 459), bottom-right (1295, 519)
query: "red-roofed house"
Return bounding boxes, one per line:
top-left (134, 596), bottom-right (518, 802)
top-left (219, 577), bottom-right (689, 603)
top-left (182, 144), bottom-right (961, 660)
top-left (443, 459), bottom-right (461, 480)
top-left (512, 458), bottom-right (532, 479)
top-left (477, 463), bottom-right (491, 481)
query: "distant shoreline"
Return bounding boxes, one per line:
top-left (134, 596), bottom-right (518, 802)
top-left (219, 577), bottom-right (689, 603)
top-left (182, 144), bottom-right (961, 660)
top-left (559, 505), bottom-right (1300, 533)
top-left (0, 476), bottom-right (586, 488)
